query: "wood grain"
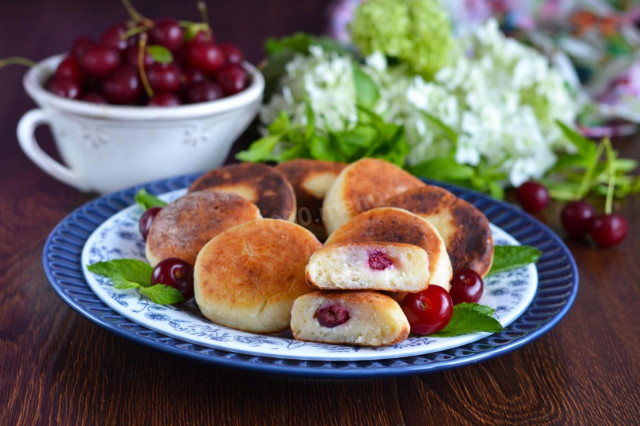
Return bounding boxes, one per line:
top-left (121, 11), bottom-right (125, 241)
top-left (1, 1), bottom-right (640, 425)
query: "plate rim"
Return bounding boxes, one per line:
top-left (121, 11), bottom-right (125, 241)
top-left (42, 173), bottom-right (579, 378)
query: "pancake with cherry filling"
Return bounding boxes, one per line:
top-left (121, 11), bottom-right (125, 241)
top-left (388, 185), bottom-right (494, 277)
top-left (322, 158), bottom-right (425, 235)
top-left (189, 162), bottom-right (296, 221)
top-left (194, 219), bottom-right (322, 334)
top-left (145, 190), bottom-right (261, 266)
top-left (275, 159), bottom-right (345, 240)
top-left (325, 207), bottom-right (452, 291)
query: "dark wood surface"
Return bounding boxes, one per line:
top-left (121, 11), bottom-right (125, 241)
top-left (1, 1), bottom-right (639, 424)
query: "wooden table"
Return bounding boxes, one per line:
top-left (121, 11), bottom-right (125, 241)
top-left (1, 1), bottom-right (639, 424)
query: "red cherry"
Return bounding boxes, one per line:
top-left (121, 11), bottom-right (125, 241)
top-left (190, 29), bottom-right (214, 44)
top-left (186, 42), bottom-right (225, 75)
top-left (400, 286), bottom-right (453, 335)
top-left (219, 42), bottom-right (244, 64)
top-left (561, 200), bottom-right (596, 238)
top-left (516, 181), bottom-right (550, 213)
top-left (100, 24), bottom-right (128, 51)
top-left (449, 268), bottom-right (484, 304)
top-left (151, 258), bottom-right (195, 301)
top-left (147, 63), bottom-right (181, 93)
top-left (216, 63), bottom-right (248, 96)
top-left (101, 65), bottom-right (142, 104)
top-left (79, 44), bottom-right (121, 78)
top-left (139, 206), bottom-right (162, 240)
top-left (315, 304), bottom-right (350, 328)
top-left (183, 81), bottom-right (223, 104)
top-left (46, 76), bottom-right (81, 99)
top-left (589, 213), bottom-right (628, 247)
top-left (181, 67), bottom-right (205, 85)
top-left (124, 45), bottom-right (154, 67)
top-left (149, 19), bottom-right (184, 52)
top-left (71, 37), bottom-right (95, 59)
top-left (54, 56), bottom-right (84, 84)
top-left (148, 93), bottom-right (181, 107)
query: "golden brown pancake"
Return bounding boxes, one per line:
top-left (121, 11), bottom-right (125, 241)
top-left (188, 163), bottom-right (297, 221)
top-left (290, 290), bottom-right (410, 346)
top-left (322, 158), bottom-right (425, 235)
top-left (325, 207), bottom-right (452, 290)
top-left (145, 190), bottom-right (261, 267)
top-left (275, 159), bottom-right (346, 240)
top-left (194, 219), bottom-right (322, 334)
top-left (388, 185), bottom-right (494, 277)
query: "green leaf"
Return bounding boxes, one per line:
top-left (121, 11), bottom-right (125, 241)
top-left (87, 259), bottom-right (153, 288)
top-left (487, 245), bottom-right (541, 276)
top-left (431, 303), bottom-right (502, 337)
top-left (135, 189), bottom-right (167, 211)
top-left (235, 135), bottom-right (282, 163)
top-left (265, 32), bottom-right (348, 56)
top-left (352, 64), bottom-right (379, 108)
top-left (556, 120), bottom-right (597, 159)
top-left (267, 111), bottom-right (292, 135)
top-left (420, 111), bottom-right (458, 144)
top-left (333, 126), bottom-right (378, 157)
top-left (147, 45), bottom-right (173, 64)
top-left (139, 284), bottom-right (185, 305)
top-left (408, 157), bottom-right (475, 181)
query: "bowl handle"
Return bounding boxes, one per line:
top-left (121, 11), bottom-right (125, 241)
top-left (17, 108), bottom-right (91, 191)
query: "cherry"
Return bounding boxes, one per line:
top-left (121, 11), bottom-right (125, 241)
top-left (124, 45), bottom-right (154, 67)
top-left (400, 286), bottom-right (453, 335)
top-left (216, 63), bottom-right (247, 96)
top-left (79, 44), bottom-right (120, 78)
top-left (561, 200), bottom-right (596, 238)
top-left (219, 42), bottom-right (244, 64)
top-left (71, 37), bottom-right (95, 59)
top-left (316, 304), bottom-right (350, 328)
top-left (151, 257), bottom-right (194, 301)
top-left (54, 56), bottom-right (84, 84)
top-left (449, 268), bottom-right (484, 304)
top-left (181, 67), bottom-right (205, 85)
top-left (183, 80), bottom-right (223, 104)
top-left (368, 250), bottom-right (393, 270)
top-left (46, 76), bottom-right (81, 99)
top-left (101, 65), bottom-right (142, 104)
top-left (148, 93), bottom-right (181, 107)
top-left (79, 92), bottom-right (107, 104)
top-left (589, 213), bottom-right (628, 247)
top-left (139, 206), bottom-right (162, 240)
top-left (149, 19), bottom-right (184, 52)
top-left (186, 42), bottom-right (225, 75)
top-left (190, 29), bottom-right (214, 44)
top-left (100, 24), bottom-right (128, 51)
top-left (147, 62), bottom-right (181, 93)
top-left (516, 181), bottom-right (550, 213)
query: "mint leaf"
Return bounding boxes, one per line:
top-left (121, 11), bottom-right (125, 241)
top-left (87, 259), bottom-right (153, 289)
top-left (147, 45), bottom-right (173, 64)
top-left (352, 64), bottom-right (379, 108)
top-left (408, 157), bottom-right (474, 181)
top-left (236, 135), bottom-right (282, 162)
top-left (135, 188), bottom-right (167, 211)
top-left (139, 284), bottom-right (185, 305)
top-left (487, 245), bottom-right (541, 276)
top-left (431, 303), bottom-right (502, 337)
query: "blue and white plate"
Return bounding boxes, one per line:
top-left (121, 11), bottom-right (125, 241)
top-left (43, 174), bottom-right (578, 378)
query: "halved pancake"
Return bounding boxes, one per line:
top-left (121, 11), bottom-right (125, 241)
top-left (275, 159), bottom-right (346, 240)
top-left (388, 185), bottom-right (494, 277)
top-left (145, 190), bottom-right (261, 266)
top-left (194, 219), bottom-right (322, 334)
top-left (188, 163), bottom-right (297, 221)
top-left (322, 158), bottom-right (425, 235)
top-left (325, 207), bottom-right (452, 290)
top-left (290, 290), bottom-right (410, 347)
top-left (306, 242), bottom-right (430, 292)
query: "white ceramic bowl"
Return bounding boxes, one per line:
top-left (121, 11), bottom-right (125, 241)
top-left (17, 54), bottom-right (264, 194)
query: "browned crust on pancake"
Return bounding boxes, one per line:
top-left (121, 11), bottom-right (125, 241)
top-left (194, 219), bottom-right (322, 332)
top-left (325, 207), bottom-right (442, 280)
top-left (146, 190), bottom-right (260, 266)
top-left (388, 185), bottom-right (494, 277)
top-left (341, 158), bottom-right (424, 216)
top-left (275, 159), bottom-right (346, 238)
top-left (188, 163), bottom-right (296, 221)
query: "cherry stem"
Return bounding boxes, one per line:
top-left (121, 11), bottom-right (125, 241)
top-left (121, 0), bottom-right (153, 26)
top-left (197, 1), bottom-right (211, 28)
top-left (576, 140), bottom-right (605, 200)
top-left (603, 137), bottom-right (616, 215)
top-left (0, 56), bottom-right (38, 68)
top-left (121, 22), bottom-right (152, 40)
top-left (138, 33), bottom-right (154, 98)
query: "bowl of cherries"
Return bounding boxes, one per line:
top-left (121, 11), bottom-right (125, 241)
top-left (16, 5), bottom-right (264, 194)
